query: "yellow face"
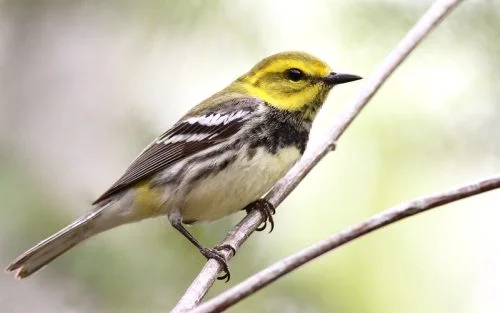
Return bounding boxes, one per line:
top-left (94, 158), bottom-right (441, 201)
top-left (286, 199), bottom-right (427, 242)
top-left (235, 51), bottom-right (334, 116)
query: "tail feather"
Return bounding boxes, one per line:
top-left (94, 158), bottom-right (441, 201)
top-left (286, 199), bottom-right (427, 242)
top-left (5, 207), bottom-right (105, 279)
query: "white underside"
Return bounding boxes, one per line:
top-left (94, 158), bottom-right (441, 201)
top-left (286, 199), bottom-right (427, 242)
top-left (174, 146), bottom-right (301, 222)
top-left (95, 145), bottom-right (301, 228)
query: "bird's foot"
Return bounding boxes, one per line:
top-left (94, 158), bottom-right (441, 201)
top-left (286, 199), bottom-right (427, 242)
top-left (244, 199), bottom-right (276, 232)
top-left (199, 244), bottom-right (235, 282)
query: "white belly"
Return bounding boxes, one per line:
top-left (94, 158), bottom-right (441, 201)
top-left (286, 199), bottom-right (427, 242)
top-left (178, 146), bottom-right (301, 223)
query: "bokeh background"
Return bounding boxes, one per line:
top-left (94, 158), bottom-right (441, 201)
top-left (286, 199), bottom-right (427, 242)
top-left (1, 0), bottom-right (499, 312)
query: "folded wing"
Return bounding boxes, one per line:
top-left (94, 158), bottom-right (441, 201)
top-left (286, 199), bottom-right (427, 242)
top-left (93, 108), bottom-right (254, 204)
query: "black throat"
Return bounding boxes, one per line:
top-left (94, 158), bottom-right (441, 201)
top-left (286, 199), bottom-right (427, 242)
top-left (247, 105), bottom-right (310, 156)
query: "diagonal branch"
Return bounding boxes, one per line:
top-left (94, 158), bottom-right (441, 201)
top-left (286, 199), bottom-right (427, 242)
top-left (171, 0), bottom-right (463, 311)
top-left (192, 174), bottom-right (500, 312)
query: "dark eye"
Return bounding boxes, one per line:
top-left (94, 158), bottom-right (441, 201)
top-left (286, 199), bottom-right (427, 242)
top-left (285, 68), bottom-right (304, 82)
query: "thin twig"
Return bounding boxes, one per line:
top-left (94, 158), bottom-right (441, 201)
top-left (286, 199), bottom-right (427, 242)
top-left (192, 174), bottom-right (500, 312)
top-left (171, 0), bottom-right (463, 311)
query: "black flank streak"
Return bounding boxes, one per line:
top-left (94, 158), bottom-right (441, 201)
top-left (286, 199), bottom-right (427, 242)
top-left (247, 148), bottom-right (257, 160)
top-left (186, 154), bottom-right (238, 186)
top-left (161, 138), bottom-right (243, 186)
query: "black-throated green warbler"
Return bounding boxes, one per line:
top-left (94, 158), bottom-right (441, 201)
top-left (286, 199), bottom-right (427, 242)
top-left (6, 51), bottom-right (361, 281)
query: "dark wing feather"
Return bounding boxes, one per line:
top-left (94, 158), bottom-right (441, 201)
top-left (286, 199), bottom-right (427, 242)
top-left (92, 109), bottom-right (253, 204)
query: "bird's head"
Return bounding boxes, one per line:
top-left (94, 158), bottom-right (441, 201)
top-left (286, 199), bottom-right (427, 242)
top-left (232, 51), bottom-right (362, 120)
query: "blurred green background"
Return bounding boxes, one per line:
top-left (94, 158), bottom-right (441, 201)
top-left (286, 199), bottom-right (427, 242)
top-left (1, 0), bottom-right (499, 312)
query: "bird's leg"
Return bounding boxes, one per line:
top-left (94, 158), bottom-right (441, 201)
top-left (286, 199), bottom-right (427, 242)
top-left (243, 199), bottom-right (276, 232)
top-left (167, 209), bottom-right (234, 282)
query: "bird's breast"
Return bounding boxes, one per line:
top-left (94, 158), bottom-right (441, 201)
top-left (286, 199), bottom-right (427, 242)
top-left (178, 145), bottom-right (302, 223)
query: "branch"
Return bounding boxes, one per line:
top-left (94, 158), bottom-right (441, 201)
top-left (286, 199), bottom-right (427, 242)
top-left (171, 0), bottom-right (463, 311)
top-left (191, 174), bottom-right (500, 312)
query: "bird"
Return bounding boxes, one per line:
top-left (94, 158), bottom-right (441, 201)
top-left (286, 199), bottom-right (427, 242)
top-left (5, 51), bottom-right (361, 281)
